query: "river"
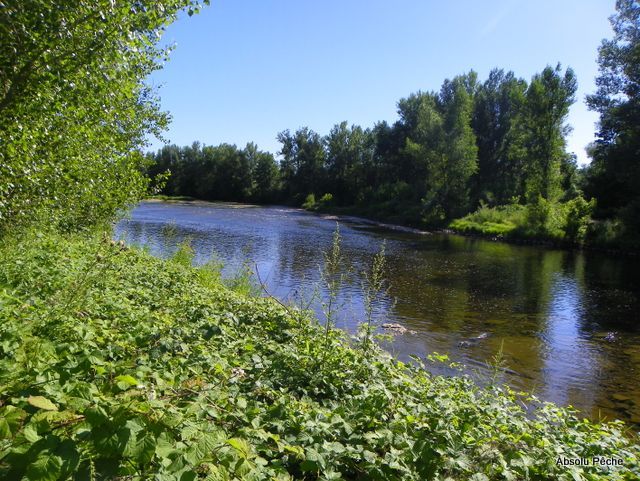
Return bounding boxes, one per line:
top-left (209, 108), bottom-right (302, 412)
top-left (115, 200), bottom-right (640, 427)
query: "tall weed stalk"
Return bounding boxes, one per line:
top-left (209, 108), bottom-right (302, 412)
top-left (360, 241), bottom-right (390, 355)
top-left (318, 224), bottom-right (347, 366)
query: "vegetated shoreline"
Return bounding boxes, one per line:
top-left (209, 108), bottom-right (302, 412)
top-left (442, 226), bottom-right (640, 257)
top-left (148, 195), bottom-right (639, 256)
top-left (0, 231), bottom-right (638, 480)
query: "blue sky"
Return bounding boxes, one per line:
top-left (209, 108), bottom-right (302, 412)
top-left (149, 0), bottom-right (616, 165)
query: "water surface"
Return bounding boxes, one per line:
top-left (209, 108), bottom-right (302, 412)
top-left (115, 200), bottom-right (640, 427)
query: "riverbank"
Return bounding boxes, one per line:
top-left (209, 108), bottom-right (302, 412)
top-left (148, 195), bottom-right (640, 255)
top-left (147, 195), bottom-right (432, 235)
top-left (448, 203), bottom-right (640, 256)
top-left (303, 205), bottom-right (640, 259)
top-left (0, 231), bottom-right (638, 479)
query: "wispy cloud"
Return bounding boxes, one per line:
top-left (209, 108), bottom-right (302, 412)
top-left (479, 0), bottom-right (520, 38)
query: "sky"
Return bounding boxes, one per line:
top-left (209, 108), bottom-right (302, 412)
top-left (148, 0), bottom-right (617, 165)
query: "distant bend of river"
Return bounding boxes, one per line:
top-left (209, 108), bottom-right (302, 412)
top-left (115, 200), bottom-right (640, 428)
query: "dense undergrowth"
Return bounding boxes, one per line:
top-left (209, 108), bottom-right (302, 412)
top-left (448, 197), bottom-right (614, 247)
top-left (1, 233), bottom-right (639, 480)
top-left (301, 193), bottom-right (624, 249)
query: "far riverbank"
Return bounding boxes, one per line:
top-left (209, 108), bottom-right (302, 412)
top-left (149, 196), bottom-right (639, 257)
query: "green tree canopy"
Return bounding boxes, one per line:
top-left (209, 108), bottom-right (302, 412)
top-left (277, 127), bottom-right (326, 203)
top-left (585, 0), bottom-right (640, 232)
top-left (471, 69), bottom-right (528, 204)
top-left (325, 121), bottom-right (374, 205)
top-left (522, 65), bottom-right (577, 203)
top-left (0, 0), bottom-right (207, 232)
top-left (146, 67), bottom-right (582, 231)
top-left (398, 75), bottom-right (478, 223)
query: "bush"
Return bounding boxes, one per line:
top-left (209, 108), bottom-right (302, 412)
top-left (523, 196), bottom-right (553, 237)
top-left (302, 193), bottom-right (334, 211)
top-left (318, 193), bottom-right (334, 207)
top-left (449, 204), bottom-right (526, 236)
top-left (564, 196), bottom-right (596, 243)
top-left (452, 197), bottom-right (599, 245)
top-left (301, 193), bottom-right (316, 209)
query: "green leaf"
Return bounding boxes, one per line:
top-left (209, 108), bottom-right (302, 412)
top-left (0, 418), bottom-right (10, 439)
top-left (283, 444), bottom-right (304, 458)
top-left (226, 438), bottom-right (251, 459)
top-left (130, 434), bottom-right (157, 464)
top-left (84, 405), bottom-right (109, 427)
top-left (27, 396), bottom-right (58, 411)
top-left (469, 474), bottom-right (489, 481)
top-left (115, 374), bottom-right (139, 390)
top-left (25, 452), bottom-right (63, 481)
top-left (23, 424), bottom-right (41, 443)
top-left (185, 432), bottom-right (223, 465)
top-left (0, 406), bottom-right (26, 439)
top-left (155, 432), bottom-right (177, 460)
top-left (180, 471), bottom-right (198, 481)
top-left (57, 439), bottom-right (81, 478)
top-left (325, 441), bottom-right (345, 453)
top-left (363, 450), bottom-right (377, 463)
top-left (303, 447), bottom-right (325, 469)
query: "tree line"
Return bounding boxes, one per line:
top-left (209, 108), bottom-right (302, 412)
top-left (148, 64), bottom-right (582, 227)
top-left (583, 0), bottom-right (640, 242)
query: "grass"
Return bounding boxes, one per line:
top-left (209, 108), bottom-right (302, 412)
top-left (449, 204), bottom-right (526, 238)
top-left (0, 231), bottom-right (638, 480)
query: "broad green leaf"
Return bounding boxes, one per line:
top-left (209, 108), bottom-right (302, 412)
top-left (469, 474), bottom-right (489, 481)
top-left (25, 452), bottom-right (63, 481)
top-left (0, 406), bottom-right (26, 439)
top-left (226, 438), bottom-right (251, 459)
top-left (23, 424), bottom-right (41, 443)
top-left (115, 374), bottom-right (139, 390)
top-left (130, 434), bottom-right (157, 464)
top-left (155, 432), bottom-right (178, 460)
top-left (185, 432), bottom-right (223, 465)
top-left (0, 418), bottom-right (10, 439)
top-left (27, 396), bottom-right (58, 411)
top-left (283, 444), bottom-right (304, 457)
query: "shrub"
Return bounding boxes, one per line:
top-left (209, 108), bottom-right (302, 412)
top-left (301, 193), bottom-right (316, 209)
top-left (451, 197), bottom-right (600, 245)
top-left (564, 196), bottom-right (596, 243)
top-left (318, 193), bottom-right (334, 207)
top-left (524, 196), bottom-right (553, 236)
top-left (449, 204), bottom-right (526, 237)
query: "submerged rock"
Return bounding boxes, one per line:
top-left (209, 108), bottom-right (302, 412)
top-left (381, 323), bottom-right (416, 335)
top-left (612, 393), bottom-right (631, 402)
top-left (458, 332), bottom-right (490, 347)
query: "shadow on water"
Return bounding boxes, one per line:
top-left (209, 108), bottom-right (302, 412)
top-left (115, 201), bottom-right (640, 427)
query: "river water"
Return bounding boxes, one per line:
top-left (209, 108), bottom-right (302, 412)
top-left (115, 200), bottom-right (640, 427)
